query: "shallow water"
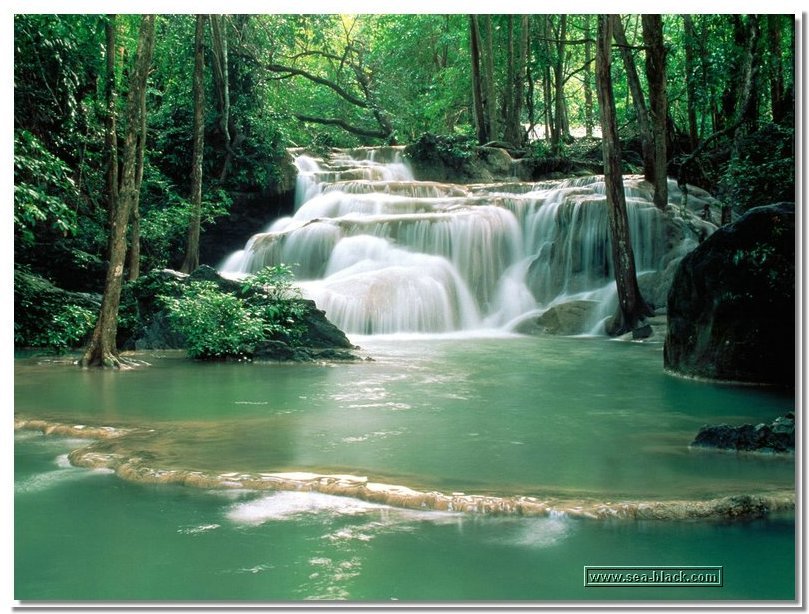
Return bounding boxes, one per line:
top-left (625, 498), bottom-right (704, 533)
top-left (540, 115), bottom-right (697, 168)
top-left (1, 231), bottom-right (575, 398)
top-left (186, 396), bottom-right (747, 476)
top-left (15, 336), bottom-right (793, 499)
top-left (14, 335), bottom-right (796, 601)
top-left (15, 433), bottom-right (795, 602)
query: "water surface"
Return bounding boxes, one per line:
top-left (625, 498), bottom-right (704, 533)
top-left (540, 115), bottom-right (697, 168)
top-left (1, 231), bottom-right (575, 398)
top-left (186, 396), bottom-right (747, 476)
top-left (14, 335), bottom-right (796, 601)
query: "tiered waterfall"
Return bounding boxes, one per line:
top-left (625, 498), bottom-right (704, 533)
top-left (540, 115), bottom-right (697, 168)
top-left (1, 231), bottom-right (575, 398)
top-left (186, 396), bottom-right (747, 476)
top-left (220, 147), bottom-right (712, 336)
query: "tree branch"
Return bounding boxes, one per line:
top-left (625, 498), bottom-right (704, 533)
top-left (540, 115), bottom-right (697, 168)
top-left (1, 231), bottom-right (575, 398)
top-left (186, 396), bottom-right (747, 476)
top-left (266, 63), bottom-right (368, 108)
top-left (294, 113), bottom-right (388, 139)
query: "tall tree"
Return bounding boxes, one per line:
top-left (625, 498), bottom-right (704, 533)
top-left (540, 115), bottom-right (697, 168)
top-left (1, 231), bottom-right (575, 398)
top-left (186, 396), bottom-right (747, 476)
top-left (469, 15), bottom-right (489, 144)
top-left (482, 16), bottom-right (498, 142)
top-left (766, 15), bottom-right (787, 124)
top-left (104, 15), bottom-right (119, 256)
top-left (682, 15), bottom-right (699, 149)
top-left (541, 16), bottom-right (554, 143)
top-left (552, 14), bottom-right (570, 151)
top-left (126, 66), bottom-right (148, 280)
top-left (80, 15), bottom-right (156, 368)
top-left (611, 15), bottom-right (654, 183)
top-left (503, 15), bottom-right (529, 147)
top-left (210, 14), bottom-right (236, 182)
top-left (583, 14), bottom-right (595, 138)
top-left (595, 14), bottom-right (652, 337)
top-left (641, 14), bottom-right (668, 209)
top-left (180, 14), bottom-right (207, 274)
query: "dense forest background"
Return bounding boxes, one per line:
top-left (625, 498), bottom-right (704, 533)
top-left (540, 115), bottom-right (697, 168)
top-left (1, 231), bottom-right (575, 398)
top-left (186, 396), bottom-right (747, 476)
top-left (14, 14), bottom-right (796, 355)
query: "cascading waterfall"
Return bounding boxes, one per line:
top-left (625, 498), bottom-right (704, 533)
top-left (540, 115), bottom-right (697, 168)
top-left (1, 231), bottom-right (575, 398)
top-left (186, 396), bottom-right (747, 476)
top-left (219, 147), bottom-right (712, 336)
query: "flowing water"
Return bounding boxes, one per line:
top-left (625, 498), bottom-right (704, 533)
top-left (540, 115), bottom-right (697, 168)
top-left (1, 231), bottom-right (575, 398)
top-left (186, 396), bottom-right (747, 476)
top-left (220, 147), bottom-right (714, 334)
top-left (14, 149), bottom-right (795, 602)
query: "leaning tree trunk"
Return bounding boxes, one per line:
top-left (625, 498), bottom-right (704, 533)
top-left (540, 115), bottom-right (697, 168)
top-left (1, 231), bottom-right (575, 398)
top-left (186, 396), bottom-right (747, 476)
top-left (595, 14), bottom-right (652, 337)
top-left (80, 15), bottom-right (156, 368)
top-left (181, 14), bottom-right (207, 274)
top-left (642, 14), bottom-right (668, 210)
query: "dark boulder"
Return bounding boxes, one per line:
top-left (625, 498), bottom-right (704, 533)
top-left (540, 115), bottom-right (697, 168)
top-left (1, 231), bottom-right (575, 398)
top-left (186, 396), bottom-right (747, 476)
top-left (692, 413), bottom-right (795, 453)
top-left (664, 202), bottom-right (794, 385)
top-left (253, 340), bottom-right (360, 362)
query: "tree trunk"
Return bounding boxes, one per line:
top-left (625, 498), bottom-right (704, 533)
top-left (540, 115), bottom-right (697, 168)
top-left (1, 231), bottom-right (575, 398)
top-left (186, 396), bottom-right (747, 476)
top-left (481, 15), bottom-right (498, 141)
top-left (469, 15), bottom-right (488, 144)
top-left (612, 15), bottom-right (654, 182)
top-left (739, 16), bottom-right (761, 132)
top-left (209, 14), bottom-right (233, 182)
top-left (642, 14), bottom-right (668, 210)
top-left (767, 15), bottom-right (786, 124)
top-left (583, 14), bottom-right (594, 138)
top-left (181, 14), bottom-right (207, 274)
top-left (504, 16), bottom-right (514, 144)
top-left (682, 15), bottom-right (699, 149)
top-left (542, 16), bottom-right (554, 144)
top-left (104, 15), bottom-right (119, 255)
top-left (595, 14), bottom-right (652, 337)
top-left (80, 15), bottom-right (156, 368)
top-left (720, 15), bottom-right (746, 129)
top-left (503, 15), bottom-right (529, 147)
top-left (553, 15), bottom-right (569, 150)
top-left (126, 95), bottom-right (147, 281)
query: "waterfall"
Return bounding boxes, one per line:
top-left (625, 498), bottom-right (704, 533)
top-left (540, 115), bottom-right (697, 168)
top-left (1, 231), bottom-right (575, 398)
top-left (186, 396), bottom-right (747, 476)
top-left (219, 148), bottom-right (711, 336)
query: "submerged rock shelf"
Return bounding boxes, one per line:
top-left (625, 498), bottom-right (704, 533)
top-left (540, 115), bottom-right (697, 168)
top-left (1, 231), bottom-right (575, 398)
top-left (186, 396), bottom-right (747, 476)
top-left (15, 418), bottom-right (794, 522)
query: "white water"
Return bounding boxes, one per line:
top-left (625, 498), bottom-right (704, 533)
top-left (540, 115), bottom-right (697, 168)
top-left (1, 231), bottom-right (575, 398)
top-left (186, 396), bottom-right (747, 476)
top-left (220, 148), bottom-right (714, 336)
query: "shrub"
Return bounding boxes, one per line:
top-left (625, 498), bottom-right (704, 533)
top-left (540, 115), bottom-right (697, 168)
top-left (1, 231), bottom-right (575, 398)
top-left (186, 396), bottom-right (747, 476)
top-left (14, 302), bottom-right (96, 353)
top-left (160, 265), bottom-right (307, 360)
top-left (161, 281), bottom-right (266, 360)
top-left (14, 267), bottom-right (99, 352)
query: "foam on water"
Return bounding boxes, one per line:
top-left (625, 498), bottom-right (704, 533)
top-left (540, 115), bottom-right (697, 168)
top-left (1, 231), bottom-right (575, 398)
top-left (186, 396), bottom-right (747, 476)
top-left (226, 491), bottom-right (390, 525)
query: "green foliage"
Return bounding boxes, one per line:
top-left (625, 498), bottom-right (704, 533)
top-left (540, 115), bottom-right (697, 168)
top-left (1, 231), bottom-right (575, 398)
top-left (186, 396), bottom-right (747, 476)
top-left (717, 123), bottom-right (795, 211)
top-left (241, 264), bottom-right (308, 344)
top-left (20, 304), bottom-right (97, 353)
top-left (14, 267), bottom-right (98, 351)
top-left (161, 281), bottom-right (266, 359)
top-left (160, 265), bottom-right (306, 359)
top-left (406, 133), bottom-right (478, 168)
top-left (138, 162), bottom-right (232, 270)
top-left (14, 130), bottom-right (79, 248)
